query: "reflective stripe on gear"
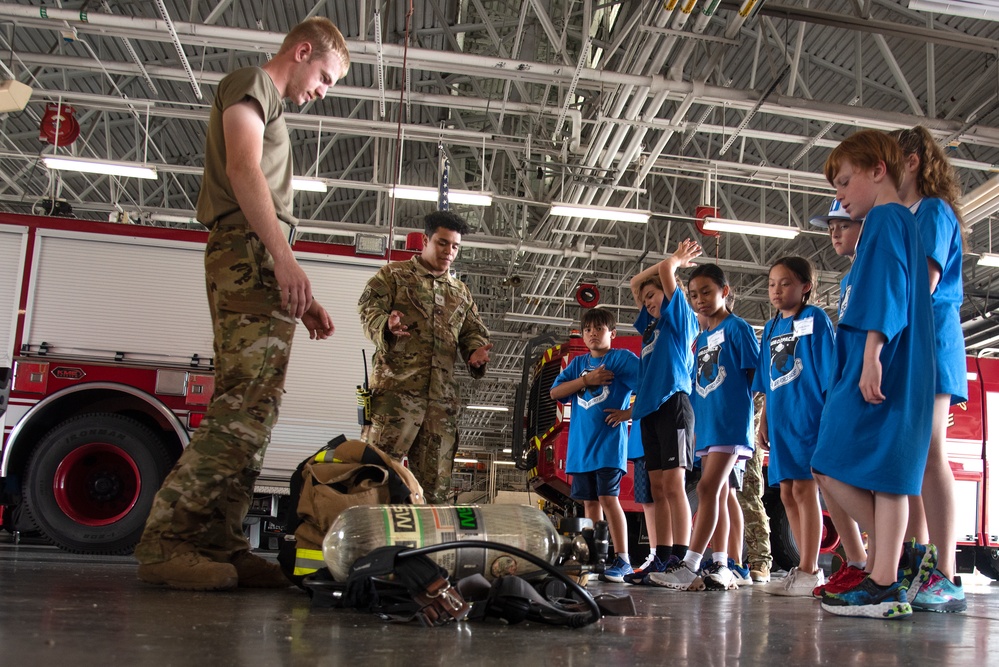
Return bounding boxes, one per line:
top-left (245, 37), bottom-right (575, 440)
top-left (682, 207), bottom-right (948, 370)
top-left (293, 548), bottom-right (327, 576)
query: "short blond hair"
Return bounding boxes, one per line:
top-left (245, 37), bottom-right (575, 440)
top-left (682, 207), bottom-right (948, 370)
top-left (280, 17), bottom-right (350, 74)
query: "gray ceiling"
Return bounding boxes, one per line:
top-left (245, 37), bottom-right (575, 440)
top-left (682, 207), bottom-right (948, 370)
top-left (2, 0), bottom-right (999, 451)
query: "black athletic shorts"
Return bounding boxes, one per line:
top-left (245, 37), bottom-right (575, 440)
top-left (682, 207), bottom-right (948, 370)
top-left (640, 392), bottom-right (694, 472)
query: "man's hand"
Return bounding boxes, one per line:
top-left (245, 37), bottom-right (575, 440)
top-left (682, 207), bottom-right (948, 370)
top-left (386, 310), bottom-right (411, 338)
top-left (301, 299), bottom-right (334, 340)
top-left (604, 408), bottom-right (631, 426)
top-left (469, 343), bottom-right (493, 368)
top-left (274, 255), bottom-right (313, 319)
top-left (756, 428), bottom-right (770, 451)
top-left (583, 365), bottom-right (614, 387)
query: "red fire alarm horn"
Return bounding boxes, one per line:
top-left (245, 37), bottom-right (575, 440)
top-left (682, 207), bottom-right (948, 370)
top-left (694, 205), bottom-right (721, 238)
top-left (576, 283), bottom-right (600, 308)
top-left (405, 231), bottom-right (425, 251)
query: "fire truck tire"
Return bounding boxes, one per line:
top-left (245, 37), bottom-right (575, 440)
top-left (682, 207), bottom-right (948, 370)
top-left (976, 547), bottom-right (999, 580)
top-left (763, 493), bottom-right (799, 572)
top-left (22, 413), bottom-right (172, 555)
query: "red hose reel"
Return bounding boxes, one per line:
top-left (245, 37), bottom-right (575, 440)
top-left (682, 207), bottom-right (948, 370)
top-left (39, 103), bottom-right (81, 146)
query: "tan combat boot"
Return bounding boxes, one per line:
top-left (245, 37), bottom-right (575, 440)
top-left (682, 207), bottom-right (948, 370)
top-left (231, 551), bottom-right (292, 588)
top-left (137, 552), bottom-right (238, 591)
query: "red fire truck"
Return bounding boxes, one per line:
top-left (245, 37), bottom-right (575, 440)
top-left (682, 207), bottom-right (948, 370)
top-left (514, 333), bottom-right (999, 579)
top-left (0, 212), bottom-right (387, 554)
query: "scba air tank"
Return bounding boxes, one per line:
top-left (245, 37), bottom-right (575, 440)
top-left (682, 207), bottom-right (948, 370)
top-left (322, 504), bottom-right (562, 582)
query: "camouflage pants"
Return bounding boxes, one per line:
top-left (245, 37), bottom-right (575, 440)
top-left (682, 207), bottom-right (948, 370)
top-left (363, 391), bottom-right (458, 504)
top-left (737, 443), bottom-right (772, 568)
top-left (135, 219), bottom-right (295, 564)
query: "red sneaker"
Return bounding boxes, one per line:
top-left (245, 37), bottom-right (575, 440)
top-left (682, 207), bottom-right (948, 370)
top-left (813, 564), bottom-right (867, 598)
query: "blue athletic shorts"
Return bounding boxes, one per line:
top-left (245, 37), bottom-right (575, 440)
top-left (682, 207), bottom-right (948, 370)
top-left (570, 467), bottom-right (625, 501)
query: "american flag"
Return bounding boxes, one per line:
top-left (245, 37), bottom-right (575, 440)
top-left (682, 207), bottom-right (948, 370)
top-left (438, 157), bottom-right (449, 211)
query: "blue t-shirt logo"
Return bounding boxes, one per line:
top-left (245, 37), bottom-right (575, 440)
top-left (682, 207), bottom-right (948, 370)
top-left (641, 328), bottom-right (660, 359)
top-left (769, 333), bottom-right (803, 390)
top-left (576, 369), bottom-right (611, 409)
top-left (840, 285), bottom-right (852, 318)
top-left (696, 345), bottom-right (726, 397)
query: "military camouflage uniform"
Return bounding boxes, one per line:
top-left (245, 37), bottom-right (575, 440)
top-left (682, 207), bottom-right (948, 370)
top-left (738, 397), bottom-right (772, 570)
top-left (358, 257), bottom-right (489, 503)
top-left (135, 66), bottom-right (298, 566)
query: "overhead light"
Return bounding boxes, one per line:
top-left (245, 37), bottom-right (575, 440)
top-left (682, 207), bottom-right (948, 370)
top-left (959, 175), bottom-right (999, 226)
top-left (700, 217), bottom-right (800, 239)
top-left (389, 185), bottom-right (493, 206)
top-left (978, 253), bottom-right (999, 268)
top-left (503, 312), bottom-right (576, 327)
top-left (467, 405), bottom-right (509, 412)
top-left (43, 156), bottom-right (158, 179)
top-left (550, 202), bottom-right (650, 224)
top-left (909, 0), bottom-right (999, 22)
top-left (292, 176), bottom-right (328, 192)
top-left (0, 79), bottom-right (32, 113)
top-left (454, 457), bottom-right (479, 464)
top-left (149, 212), bottom-right (198, 225)
top-left (502, 448), bottom-right (512, 454)
top-left (493, 461), bottom-right (516, 466)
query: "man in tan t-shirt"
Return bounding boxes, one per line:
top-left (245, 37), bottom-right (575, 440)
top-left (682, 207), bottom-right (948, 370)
top-left (135, 17), bottom-right (349, 591)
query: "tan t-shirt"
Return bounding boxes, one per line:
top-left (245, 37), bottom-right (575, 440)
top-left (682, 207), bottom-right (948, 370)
top-left (196, 67), bottom-right (296, 229)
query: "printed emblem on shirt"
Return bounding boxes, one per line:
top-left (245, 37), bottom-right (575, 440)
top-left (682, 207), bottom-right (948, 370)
top-left (768, 333), bottom-right (803, 390)
top-left (695, 345), bottom-right (726, 398)
top-left (839, 285), bottom-right (851, 318)
top-left (641, 328), bottom-right (659, 360)
top-left (576, 368), bottom-right (610, 409)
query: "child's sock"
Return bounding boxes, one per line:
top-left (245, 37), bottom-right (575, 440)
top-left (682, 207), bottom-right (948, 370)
top-left (656, 545), bottom-right (672, 561)
top-left (683, 550), bottom-right (703, 572)
top-left (849, 560), bottom-right (867, 570)
top-left (712, 551), bottom-right (728, 566)
top-left (671, 544), bottom-right (688, 560)
top-left (616, 552), bottom-right (631, 564)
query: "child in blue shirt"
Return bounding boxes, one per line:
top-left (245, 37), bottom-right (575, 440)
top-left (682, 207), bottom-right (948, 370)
top-left (623, 238), bottom-right (701, 583)
top-left (807, 200), bottom-right (871, 600)
top-left (891, 126), bottom-right (969, 613)
top-left (550, 308), bottom-right (639, 581)
top-left (812, 129), bottom-right (936, 620)
top-left (649, 263), bottom-right (758, 591)
top-left (755, 256), bottom-right (834, 597)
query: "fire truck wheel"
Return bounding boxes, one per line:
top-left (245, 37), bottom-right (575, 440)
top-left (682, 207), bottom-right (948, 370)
top-left (976, 547), bottom-right (999, 580)
top-left (22, 413), bottom-right (172, 555)
top-left (763, 493), bottom-right (799, 572)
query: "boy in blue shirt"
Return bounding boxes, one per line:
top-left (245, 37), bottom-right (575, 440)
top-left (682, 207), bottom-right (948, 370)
top-left (550, 308), bottom-right (640, 581)
top-left (812, 130), bottom-right (936, 620)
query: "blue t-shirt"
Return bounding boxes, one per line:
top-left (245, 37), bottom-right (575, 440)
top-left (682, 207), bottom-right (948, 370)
top-left (812, 203), bottom-right (936, 495)
top-left (627, 416), bottom-right (644, 459)
top-left (753, 305), bottom-right (835, 484)
top-left (551, 348), bottom-right (640, 473)
top-left (913, 197), bottom-right (967, 402)
top-left (691, 314), bottom-right (759, 452)
top-left (631, 286), bottom-right (699, 420)
top-left (837, 271), bottom-right (851, 323)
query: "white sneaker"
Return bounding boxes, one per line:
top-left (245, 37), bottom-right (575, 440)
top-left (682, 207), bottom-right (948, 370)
top-left (648, 561), bottom-right (705, 591)
top-left (772, 567), bottom-right (825, 597)
top-left (760, 570), bottom-right (791, 596)
top-left (703, 562), bottom-right (739, 591)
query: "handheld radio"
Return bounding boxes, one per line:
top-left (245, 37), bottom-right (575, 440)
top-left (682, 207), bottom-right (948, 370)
top-left (356, 350), bottom-right (372, 426)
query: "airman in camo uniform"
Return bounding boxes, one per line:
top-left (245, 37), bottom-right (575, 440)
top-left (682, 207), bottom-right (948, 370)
top-left (135, 18), bottom-right (349, 592)
top-left (358, 211), bottom-right (492, 504)
top-left (739, 394), bottom-right (773, 582)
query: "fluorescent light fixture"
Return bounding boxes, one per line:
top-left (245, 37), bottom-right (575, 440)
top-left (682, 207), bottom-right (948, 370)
top-left (454, 457), bottom-right (479, 464)
top-left (389, 185), bottom-right (493, 206)
top-left (701, 217), bottom-right (800, 239)
top-left (292, 176), bottom-right (328, 192)
top-left (502, 448), bottom-right (512, 454)
top-left (909, 0), bottom-right (999, 22)
top-left (503, 312), bottom-right (576, 327)
top-left (550, 202), bottom-right (650, 224)
top-left (467, 405), bottom-right (510, 412)
top-left (978, 253), bottom-right (999, 268)
top-left (149, 212), bottom-right (198, 225)
top-left (493, 460), bottom-right (516, 466)
top-left (959, 175), bottom-right (999, 226)
top-left (43, 156), bottom-right (157, 180)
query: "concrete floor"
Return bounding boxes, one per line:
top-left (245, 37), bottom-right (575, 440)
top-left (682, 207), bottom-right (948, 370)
top-left (3, 537), bottom-right (998, 667)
